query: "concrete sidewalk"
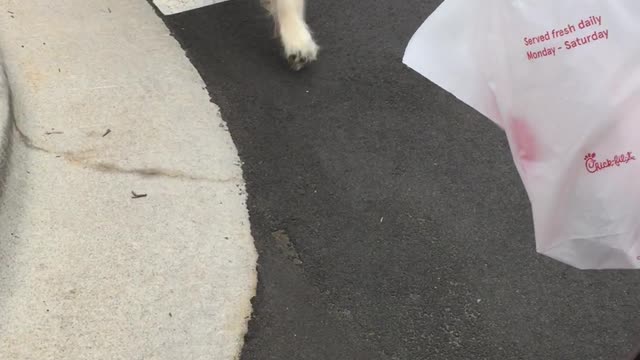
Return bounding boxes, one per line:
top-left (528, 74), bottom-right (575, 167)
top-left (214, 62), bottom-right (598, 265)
top-left (152, 0), bottom-right (229, 15)
top-left (0, 1), bottom-right (256, 359)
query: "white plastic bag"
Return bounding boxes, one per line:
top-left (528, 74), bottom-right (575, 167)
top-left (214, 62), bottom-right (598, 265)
top-left (404, 0), bottom-right (640, 269)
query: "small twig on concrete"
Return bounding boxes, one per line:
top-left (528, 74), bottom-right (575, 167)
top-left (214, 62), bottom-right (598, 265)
top-left (131, 191), bottom-right (147, 199)
top-left (102, 129), bottom-right (111, 137)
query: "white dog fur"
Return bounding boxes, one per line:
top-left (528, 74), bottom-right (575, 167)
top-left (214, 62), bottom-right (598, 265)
top-left (262, 0), bottom-right (318, 70)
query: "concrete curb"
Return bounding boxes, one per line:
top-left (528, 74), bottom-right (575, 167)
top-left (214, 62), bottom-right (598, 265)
top-left (0, 67), bottom-right (12, 205)
top-left (0, 1), bottom-right (257, 358)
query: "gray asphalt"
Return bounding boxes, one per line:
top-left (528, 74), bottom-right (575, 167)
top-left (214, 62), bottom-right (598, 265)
top-left (161, 1), bottom-right (640, 359)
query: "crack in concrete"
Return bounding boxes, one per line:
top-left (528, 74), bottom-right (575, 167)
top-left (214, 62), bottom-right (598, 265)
top-left (12, 120), bottom-right (239, 183)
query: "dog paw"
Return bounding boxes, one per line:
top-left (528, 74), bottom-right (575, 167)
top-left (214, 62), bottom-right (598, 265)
top-left (281, 27), bottom-right (318, 71)
top-left (286, 47), bottom-right (317, 71)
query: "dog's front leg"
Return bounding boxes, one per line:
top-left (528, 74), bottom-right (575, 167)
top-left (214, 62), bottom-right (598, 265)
top-left (266, 0), bottom-right (318, 70)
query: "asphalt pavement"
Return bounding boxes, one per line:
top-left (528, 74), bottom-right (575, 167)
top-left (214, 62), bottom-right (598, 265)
top-left (162, 1), bottom-right (640, 359)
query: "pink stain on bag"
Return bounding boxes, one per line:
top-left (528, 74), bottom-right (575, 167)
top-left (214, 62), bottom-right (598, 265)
top-left (510, 119), bottom-right (537, 165)
top-left (403, 0), bottom-right (640, 269)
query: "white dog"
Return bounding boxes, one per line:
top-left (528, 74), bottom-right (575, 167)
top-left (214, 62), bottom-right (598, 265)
top-left (262, 0), bottom-right (318, 70)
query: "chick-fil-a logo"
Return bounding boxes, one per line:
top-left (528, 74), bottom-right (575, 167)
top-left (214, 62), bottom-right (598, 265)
top-left (584, 152), bottom-right (636, 174)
